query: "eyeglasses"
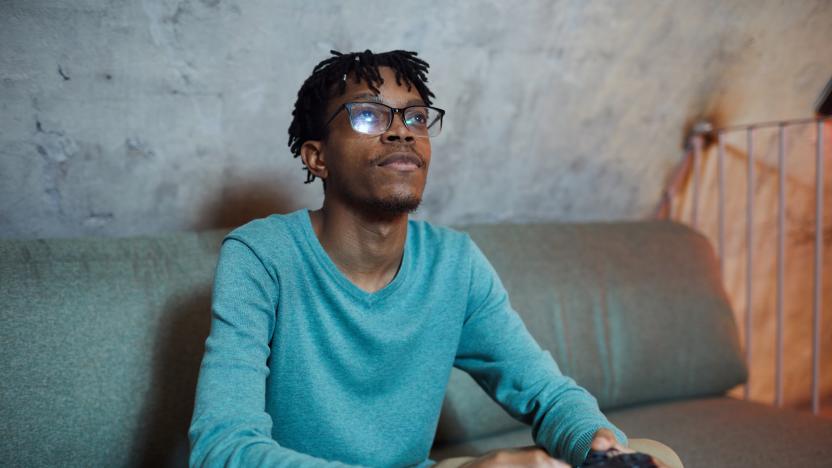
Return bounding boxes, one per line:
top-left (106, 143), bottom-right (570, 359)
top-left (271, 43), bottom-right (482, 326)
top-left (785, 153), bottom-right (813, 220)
top-left (325, 101), bottom-right (446, 138)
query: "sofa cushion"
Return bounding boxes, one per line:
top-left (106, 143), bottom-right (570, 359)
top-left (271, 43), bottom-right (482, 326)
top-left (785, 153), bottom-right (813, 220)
top-left (436, 221), bottom-right (747, 444)
top-left (0, 230), bottom-right (226, 468)
top-left (607, 397), bottom-right (832, 467)
top-left (431, 397), bottom-right (832, 467)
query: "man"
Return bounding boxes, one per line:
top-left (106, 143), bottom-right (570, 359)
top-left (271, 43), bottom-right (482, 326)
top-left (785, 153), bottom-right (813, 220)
top-left (189, 50), bottom-right (676, 467)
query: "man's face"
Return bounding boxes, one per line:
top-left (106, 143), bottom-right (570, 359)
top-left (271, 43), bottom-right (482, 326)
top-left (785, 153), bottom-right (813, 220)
top-left (318, 66), bottom-right (432, 216)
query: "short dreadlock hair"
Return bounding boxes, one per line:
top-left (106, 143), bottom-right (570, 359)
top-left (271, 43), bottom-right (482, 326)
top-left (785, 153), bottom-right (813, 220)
top-left (287, 49), bottom-right (435, 185)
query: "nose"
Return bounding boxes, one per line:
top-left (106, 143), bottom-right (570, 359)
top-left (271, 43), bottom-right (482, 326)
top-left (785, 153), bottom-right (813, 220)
top-left (382, 111), bottom-right (415, 143)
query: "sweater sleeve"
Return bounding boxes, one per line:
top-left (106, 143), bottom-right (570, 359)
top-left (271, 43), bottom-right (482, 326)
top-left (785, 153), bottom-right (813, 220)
top-left (188, 237), bottom-right (363, 468)
top-left (453, 237), bottom-right (627, 467)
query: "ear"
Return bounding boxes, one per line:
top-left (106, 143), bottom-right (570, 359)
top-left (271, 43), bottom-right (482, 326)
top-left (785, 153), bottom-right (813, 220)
top-left (300, 140), bottom-right (328, 181)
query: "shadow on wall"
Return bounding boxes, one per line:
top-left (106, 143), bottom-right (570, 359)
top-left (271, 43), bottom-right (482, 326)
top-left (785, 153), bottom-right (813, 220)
top-left (129, 287), bottom-right (213, 467)
top-left (197, 176), bottom-right (300, 230)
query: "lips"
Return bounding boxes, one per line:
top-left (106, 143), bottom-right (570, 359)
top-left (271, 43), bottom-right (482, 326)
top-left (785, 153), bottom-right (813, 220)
top-left (377, 152), bottom-right (423, 170)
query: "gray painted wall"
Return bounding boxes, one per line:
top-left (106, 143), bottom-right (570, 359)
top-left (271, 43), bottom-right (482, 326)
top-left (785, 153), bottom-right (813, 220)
top-left (1, 0), bottom-right (830, 238)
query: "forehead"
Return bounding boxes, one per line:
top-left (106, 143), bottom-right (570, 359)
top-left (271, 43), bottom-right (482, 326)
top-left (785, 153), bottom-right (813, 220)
top-left (332, 66), bottom-right (425, 108)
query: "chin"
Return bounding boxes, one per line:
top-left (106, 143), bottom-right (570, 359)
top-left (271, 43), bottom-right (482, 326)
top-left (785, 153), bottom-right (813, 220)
top-left (336, 181), bottom-right (424, 217)
top-left (367, 193), bottom-right (422, 215)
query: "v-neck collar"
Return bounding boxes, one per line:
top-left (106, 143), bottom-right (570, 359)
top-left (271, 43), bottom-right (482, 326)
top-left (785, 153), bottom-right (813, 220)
top-left (298, 209), bottom-right (411, 306)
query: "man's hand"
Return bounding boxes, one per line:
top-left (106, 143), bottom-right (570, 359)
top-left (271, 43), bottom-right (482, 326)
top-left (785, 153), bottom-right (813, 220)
top-left (590, 428), bottom-right (631, 453)
top-left (458, 446), bottom-right (570, 467)
top-left (591, 429), bottom-right (670, 468)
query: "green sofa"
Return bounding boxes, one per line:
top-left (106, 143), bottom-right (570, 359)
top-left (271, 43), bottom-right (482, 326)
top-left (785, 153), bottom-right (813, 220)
top-left (2, 220), bottom-right (831, 467)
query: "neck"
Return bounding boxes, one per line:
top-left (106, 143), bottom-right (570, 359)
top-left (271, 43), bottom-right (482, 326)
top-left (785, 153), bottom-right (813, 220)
top-left (309, 197), bottom-right (409, 293)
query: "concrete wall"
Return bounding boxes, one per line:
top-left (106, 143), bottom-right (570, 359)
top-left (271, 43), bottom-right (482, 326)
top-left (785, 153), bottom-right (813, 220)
top-left (1, 0), bottom-right (830, 238)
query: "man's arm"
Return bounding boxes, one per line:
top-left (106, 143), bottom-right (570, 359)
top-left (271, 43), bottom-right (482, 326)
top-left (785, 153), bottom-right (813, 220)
top-left (453, 237), bottom-right (627, 467)
top-left (188, 238), bottom-right (362, 468)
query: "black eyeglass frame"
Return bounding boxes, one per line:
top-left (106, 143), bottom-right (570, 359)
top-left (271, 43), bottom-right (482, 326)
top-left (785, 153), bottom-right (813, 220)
top-left (324, 101), bottom-right (446, 137)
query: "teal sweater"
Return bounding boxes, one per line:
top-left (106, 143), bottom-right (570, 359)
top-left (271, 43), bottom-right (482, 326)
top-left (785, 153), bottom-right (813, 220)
top-left (189, 209), bottom-right (626, 467)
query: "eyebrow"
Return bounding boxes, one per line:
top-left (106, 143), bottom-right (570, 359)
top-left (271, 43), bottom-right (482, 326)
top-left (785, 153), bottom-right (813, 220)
top-left (349, 92), bottom-right (425, 107)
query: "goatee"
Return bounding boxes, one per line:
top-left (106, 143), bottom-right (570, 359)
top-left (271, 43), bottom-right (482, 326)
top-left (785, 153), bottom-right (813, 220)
top-left (341, 190), bottom-right (422, 220)
top-left (365, 194), bottom-right (422, 216)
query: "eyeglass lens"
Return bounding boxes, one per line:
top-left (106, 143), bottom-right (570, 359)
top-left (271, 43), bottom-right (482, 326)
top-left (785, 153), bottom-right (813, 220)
top-left (347, 103), bottom-right (443, 137)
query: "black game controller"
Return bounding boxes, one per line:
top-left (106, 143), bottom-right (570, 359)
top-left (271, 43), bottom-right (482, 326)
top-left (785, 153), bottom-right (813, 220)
top-left (580, 449), bottom-right (658, 468)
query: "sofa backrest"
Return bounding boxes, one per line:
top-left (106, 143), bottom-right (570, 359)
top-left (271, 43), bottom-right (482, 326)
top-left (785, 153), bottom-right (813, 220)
top-left (0, 230), bottom-right (226, 468)
top-left (434, 221), bottom-right (747, 445)
top-left (0, 221), bottom-right (747, 465)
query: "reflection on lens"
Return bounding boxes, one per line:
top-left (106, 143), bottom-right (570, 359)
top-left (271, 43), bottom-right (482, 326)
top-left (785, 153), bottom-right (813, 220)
top-left (404, 107), bottom-right (429, 129)
top-left (353, 119), bottom-right (377, 134)
top-left (349, 103), bottom-right (387, 135)
top-left (405, 106), bottom-right (443, 137)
